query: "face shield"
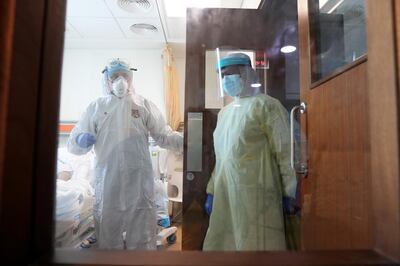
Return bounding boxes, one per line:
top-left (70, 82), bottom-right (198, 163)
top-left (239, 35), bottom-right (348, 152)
top-left (101, 58), bottom-right (137, 96)
top-left (216, 50), bottom-right (262, 100)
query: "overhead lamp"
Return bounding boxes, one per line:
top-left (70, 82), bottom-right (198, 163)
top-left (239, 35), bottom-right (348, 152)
top-left (130, 23), bottom-right (158, 35)
top-left (251, 83), bottom-right (262, 88)
top-left (280, 45), bottom-right (297, 54)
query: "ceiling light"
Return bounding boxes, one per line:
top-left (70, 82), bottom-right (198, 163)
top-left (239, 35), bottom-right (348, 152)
top-left (118, 0), bottom-right (152, 13)
top-left (280, 45), bottom-right (297, 54)
top-left (130, 23), bottom-right (158, 35)
top-left (251, 83), bottom-right (262, 88)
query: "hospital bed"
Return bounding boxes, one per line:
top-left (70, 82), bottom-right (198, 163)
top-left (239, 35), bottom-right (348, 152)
top-left (54, 135), bottom-right (181, 248)
top-left (54, 148), bottom-right (95, 248)
top-left (150, 143), bottom-right (179, 247)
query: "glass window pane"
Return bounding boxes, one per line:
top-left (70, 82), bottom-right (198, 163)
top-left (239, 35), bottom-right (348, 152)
top-left (309, 0), bottom-right (367, 83)
top-left (55, 0), bottom-right (301, 253)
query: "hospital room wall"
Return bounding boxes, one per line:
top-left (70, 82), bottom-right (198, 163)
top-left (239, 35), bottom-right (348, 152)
top-left (59, 48), bottom-right (186, 122)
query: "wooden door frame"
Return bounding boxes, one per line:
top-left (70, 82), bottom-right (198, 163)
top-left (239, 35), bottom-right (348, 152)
top-left (0, 0), bottom-right (15, 219)
top-left (0, 0), bottom-right (398, 264)
top-left (298, 0), bottom-right (400, 261)
top-left (366, 0), bottom-right (400, 261)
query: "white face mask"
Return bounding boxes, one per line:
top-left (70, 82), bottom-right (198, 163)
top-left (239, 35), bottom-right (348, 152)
top-left (112, 76), bottom-right (129, 98)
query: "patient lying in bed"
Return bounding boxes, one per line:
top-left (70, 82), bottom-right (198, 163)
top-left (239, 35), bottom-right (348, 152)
top-left (55, 148), bottom-right (95, 248)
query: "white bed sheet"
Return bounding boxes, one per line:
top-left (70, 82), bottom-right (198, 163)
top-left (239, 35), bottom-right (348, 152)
top-left (55, 147), bottom-right (96, 247)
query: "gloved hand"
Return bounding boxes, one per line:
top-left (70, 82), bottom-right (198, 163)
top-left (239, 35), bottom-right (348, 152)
top-left (205, 194), bottom-right (213, 216)
top-left (76, 133), bottom-right (96, 148)
top-left (157, 217), bottom-right (170, 228)
top-left (282, 196), bottom-right (295, 215)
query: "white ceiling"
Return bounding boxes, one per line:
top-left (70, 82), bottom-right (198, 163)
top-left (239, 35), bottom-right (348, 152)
top-left (64, 0), bottom-right (261, 50)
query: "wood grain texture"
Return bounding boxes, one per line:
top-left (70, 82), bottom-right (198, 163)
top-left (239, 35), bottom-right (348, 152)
top-left (395, 0), bottom-right (400, 85)
top-left (50, 249), bottom-right (396, 266)
top-left (298, 0), bottom-right (372, 251)
top-left (0, 0), bottom-right (46, 262)
top-left (0, 0), bottom-right (16, 220)
top-left (297, 2), bottom-right (313, 249)
top-left (32, 0), bottom-right (66, 258)
top-left (366, 0), bottom-right (400, 261)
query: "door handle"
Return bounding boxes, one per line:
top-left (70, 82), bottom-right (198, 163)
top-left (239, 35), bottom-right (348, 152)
top-left (290, 102), bottom-right (308, 176)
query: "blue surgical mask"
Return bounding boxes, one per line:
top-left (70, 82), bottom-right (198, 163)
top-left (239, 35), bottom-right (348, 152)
top-left (222, 74), bottom-right (242, 97)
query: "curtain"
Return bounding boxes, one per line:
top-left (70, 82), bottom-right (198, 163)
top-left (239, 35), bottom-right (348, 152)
top-left (162, 45), bottom-right (181, 131)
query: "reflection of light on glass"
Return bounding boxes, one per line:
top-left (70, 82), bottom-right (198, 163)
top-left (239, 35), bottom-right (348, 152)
top-left (251, 83), bottom-right (262, 88)
top-left (327, 0), bottom-right (344, 14)
top-left (216, 48), bottom-right (224, 98)
top-left (319, 0), bottom-right (329, 9)
top-left (280, 45), bottom-right (297, 53)
top-left (233, 96), bottom-right (241, 107)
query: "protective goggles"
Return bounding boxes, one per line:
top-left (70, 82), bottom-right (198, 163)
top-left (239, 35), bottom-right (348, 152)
top-left (102, 59), bottom-right (137, 81)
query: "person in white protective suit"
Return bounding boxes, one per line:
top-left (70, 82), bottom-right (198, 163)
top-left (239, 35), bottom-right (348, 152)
top-left (202, 53), bottom-right (297, 251)
top-left (67, 58), bottom-right (183, 250)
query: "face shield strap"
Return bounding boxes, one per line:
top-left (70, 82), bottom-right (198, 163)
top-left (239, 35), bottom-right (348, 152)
top-left (101, 67), bottom-right (137, 75)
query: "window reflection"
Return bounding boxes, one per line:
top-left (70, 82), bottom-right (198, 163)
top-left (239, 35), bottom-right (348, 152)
top-left (309, 0), bottom-right (367, 82)
top-left (55, 0), bottom-right (299, 252)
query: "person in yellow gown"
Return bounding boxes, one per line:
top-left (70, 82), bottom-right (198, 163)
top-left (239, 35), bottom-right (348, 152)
top-left (203, 53), bottom-right (297, 251)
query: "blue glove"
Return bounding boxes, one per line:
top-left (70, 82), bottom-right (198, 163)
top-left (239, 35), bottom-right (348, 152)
top-left (205, 194), bottom-right (213, 216)
top-left (157, 217), bottom-right (170, 228)
top-left (282, 196), bottom-right (295, 215)
top-left (76, 133), bottom-right (96, 148)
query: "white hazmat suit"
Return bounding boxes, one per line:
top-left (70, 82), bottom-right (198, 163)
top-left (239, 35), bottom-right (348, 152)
top-left (67, 59), bottom-right (183, 249)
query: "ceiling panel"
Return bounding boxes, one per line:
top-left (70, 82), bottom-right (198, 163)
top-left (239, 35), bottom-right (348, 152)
top-left (68, 18), bottom-right (125, 38)
top-left (241, 0), bottom-right (263, 9)
top-left (64, 38), bottom-right (165, 49)
top-left (64, 0), bottom-right (262, 48)
top-left (104, 0), bottom-right (159, 18)
top-left (220, 0), bottom-right (243, 8)
top-left (65, 21), bottom-right (82, 38)
top-left (166, 17), bottom-right (185, 42)
top-left (67, 0), bottom-right (113, 17)
top-left (117, 18), bottom-right (165, 40)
